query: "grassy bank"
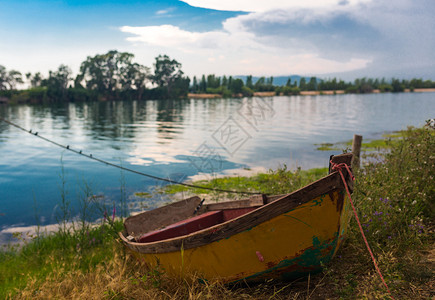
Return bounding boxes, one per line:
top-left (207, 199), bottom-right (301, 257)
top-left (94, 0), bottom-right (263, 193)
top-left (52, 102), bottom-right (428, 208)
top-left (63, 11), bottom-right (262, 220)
top-left (314, 130), bottom-right (407, 152)
top-left (1, 122), bottom-right (433, 299)
top-left (163, 166), bottom-right (329, 198)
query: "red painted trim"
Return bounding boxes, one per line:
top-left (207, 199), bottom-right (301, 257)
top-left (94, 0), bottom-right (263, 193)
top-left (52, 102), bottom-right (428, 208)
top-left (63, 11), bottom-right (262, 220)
top-left (138, 211), bottom-right (223, 243)
top-left (137, 207), bottom-right (258, 243)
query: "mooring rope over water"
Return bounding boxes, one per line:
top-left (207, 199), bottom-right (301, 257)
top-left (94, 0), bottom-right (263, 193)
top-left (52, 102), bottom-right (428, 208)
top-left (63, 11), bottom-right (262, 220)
top-left (1, 117), bottom-right (264, 195)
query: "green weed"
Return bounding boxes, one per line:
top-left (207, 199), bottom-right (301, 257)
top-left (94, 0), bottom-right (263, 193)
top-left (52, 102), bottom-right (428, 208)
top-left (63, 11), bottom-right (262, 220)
top-left (1, 121), bottom-right (433, 299)
top-left (163, 167), bottom-right (329, 197)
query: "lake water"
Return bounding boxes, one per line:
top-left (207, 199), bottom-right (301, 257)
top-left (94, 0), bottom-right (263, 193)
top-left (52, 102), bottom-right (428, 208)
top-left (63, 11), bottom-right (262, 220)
top-left (0, 92), bottom-right (434, 236)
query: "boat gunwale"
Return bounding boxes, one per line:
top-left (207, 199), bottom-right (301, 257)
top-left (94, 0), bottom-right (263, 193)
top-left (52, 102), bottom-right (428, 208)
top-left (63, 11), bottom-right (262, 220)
top-left (120, 158), bottom-right (352, 254)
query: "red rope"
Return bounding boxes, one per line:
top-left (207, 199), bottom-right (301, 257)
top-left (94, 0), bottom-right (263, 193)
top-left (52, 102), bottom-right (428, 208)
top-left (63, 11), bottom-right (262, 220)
top-left (331, 162), bottom-right (394, 299)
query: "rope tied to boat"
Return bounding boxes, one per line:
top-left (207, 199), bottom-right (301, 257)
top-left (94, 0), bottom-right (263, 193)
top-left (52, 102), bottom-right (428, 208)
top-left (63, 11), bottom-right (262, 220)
top-left (0, 117), bottom-right (263, 195)
top-left (330, 161), bottom-right (394, 299)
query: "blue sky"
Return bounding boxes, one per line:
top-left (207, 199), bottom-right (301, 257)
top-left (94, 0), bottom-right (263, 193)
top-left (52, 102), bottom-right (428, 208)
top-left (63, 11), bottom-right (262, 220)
top-left (1, 0), bottom-right (434, 80)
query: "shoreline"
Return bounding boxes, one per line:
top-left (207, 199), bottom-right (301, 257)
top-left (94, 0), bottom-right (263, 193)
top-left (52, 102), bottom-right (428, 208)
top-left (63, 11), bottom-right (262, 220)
top-left (2, 88), bottom-right (434, 104)
top-left (0, 219), bottom-right (109, 248)
top-left (0, 131), bottom-right (412, 244)
top-left (187, 88), bottom-right (435, 99)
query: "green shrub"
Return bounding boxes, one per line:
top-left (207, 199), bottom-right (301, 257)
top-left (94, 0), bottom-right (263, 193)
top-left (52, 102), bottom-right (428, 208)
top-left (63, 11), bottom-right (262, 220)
top-left (351, 120), bottom-right (434, 256)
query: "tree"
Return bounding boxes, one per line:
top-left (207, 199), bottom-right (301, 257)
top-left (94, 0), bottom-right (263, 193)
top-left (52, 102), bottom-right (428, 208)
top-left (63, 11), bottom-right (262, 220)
top-left (26, 72), bottom-right (43, 88)
top-left (78, 50), bottom-right (149, 99)
top-left (354, 77), bottom-right (373, 93)
top-left (170, 76), bottom-right (190, 98)
top-left (0, 66), bottom-right (23, 90)
top-left (153, 54), bottom-right (182, 88)
top-left (200, 75), bottom-right (207, 92)
top-left (230, 78), bottom-right (244, 94)
top-left (119, 63), bottom-right (150, 99)
top-left (254, 77), bottom-right (265, 91)
top-left (299, 77), bottom-right (307, 91)
top-left (153, 54), bottom-right (188, 98)
top-left (222, 76), bottom-right (228, 87)
top-left (0, 65), bottom-right (7, 90)
top-left (207, 74), bottom-right (220, 89)
top-left (307, 77), bottom-right (317, 91)
top-left (191, 76), bottom-right (198, 93)
top-left (228, 76), bottom-right (233, 89)
top-left (41, 65), bottom-right (72, 101)
top-left (246, 75), bottom-right (253, 89)
top-left (391, 78), bottom-right (404, 93)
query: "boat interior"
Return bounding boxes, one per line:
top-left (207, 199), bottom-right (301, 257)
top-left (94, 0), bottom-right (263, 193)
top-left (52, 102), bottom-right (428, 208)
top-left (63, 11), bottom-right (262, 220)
top-left (137, 207), bottom-right (257, 243)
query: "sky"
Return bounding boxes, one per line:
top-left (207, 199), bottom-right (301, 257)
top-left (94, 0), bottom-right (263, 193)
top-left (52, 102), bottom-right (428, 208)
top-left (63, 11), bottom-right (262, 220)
top-left (0, 0), bottom-right (434, 80)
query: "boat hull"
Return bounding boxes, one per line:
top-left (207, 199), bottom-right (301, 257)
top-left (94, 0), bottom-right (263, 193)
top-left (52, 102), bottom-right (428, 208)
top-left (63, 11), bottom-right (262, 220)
top-left (125, 189), bottom-right (351, 283)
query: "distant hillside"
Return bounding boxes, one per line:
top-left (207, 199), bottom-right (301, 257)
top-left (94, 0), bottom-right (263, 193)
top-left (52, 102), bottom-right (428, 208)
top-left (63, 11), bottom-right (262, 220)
top-left (234, 75), bottom-right (314, 86)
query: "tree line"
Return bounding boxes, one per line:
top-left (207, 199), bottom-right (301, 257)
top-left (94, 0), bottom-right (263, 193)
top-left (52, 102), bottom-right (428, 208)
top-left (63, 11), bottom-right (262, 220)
top-left (1, 50), bottom-right (435, 103)
top-left (0, 51), bottom-right (189, 103)
top-left (191, 75), bottom-right (435, 96)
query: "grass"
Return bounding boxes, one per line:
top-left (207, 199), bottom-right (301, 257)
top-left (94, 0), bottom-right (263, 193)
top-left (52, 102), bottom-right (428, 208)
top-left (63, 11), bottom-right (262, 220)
top-left (134, 192), bottom-right (152, 198)
top-left (315, 129), bottom-right (413, 152)
top-left (1, 121), bottom-right (434, 299)
top-left (341, 121), bottom-right (434, 298)
top-left (163, 167), bottom-right (329, 198)
top-left (0, 221), bottom-right (124, 299)
top-left (314, 143), bottom-right (341, 151)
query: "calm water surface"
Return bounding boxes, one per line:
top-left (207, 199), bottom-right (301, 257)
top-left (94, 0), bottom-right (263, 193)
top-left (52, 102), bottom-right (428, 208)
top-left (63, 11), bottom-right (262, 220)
top-left (0, 93), bottom-right (434, 234)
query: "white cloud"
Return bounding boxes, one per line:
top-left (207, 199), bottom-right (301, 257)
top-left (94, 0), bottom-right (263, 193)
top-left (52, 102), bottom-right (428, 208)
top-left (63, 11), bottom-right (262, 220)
top-left (180, 0), bottom-right (371, 12)
top-left (121, 25), bottom-right (201, 49)
top-left (120, 15), bottom-right (370, 76)
top-left (120, 23), bottom-right (268, 57)
top-left (120, 0), bottom-right (435, 78)
top-left (156, 7), bottom-right (176, 15)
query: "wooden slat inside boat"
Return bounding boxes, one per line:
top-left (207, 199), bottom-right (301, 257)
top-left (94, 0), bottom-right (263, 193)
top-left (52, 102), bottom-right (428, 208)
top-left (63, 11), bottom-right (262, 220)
top-left (119, 153), bottom-right (354, 283)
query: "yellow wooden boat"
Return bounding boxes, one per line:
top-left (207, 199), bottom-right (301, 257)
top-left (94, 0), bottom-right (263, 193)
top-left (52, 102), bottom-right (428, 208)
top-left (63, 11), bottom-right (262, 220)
top-left (119, 153), bottom-right (354, 283)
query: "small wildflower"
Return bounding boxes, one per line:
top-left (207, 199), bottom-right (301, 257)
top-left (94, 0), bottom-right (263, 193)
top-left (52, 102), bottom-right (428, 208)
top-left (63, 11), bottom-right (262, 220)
top-left (380, 198), bottom-right (389, 204)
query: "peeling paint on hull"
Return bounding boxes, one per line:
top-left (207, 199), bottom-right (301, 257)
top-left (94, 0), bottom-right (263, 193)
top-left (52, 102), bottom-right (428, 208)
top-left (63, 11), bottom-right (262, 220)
top-left (127, 189), bottom-right (351, 283)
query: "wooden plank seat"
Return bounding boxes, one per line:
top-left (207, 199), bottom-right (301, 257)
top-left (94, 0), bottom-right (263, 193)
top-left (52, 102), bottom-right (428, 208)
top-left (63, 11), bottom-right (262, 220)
top-left (137, 207), bottom-right (258, 243)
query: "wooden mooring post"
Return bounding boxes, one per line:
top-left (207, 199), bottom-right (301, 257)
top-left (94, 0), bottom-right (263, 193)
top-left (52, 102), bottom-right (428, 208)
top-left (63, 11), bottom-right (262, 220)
top-left (351, 134), bottom-right (362, 169)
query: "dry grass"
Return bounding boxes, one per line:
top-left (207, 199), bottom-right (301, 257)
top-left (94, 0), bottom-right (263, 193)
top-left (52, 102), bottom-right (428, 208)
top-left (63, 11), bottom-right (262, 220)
top-left (187, 93), bottom-right (222, 99)
top-left (413, 88), bottom-right (435, 93)
top-left (11, 246), bottom-right (240, 299)
top-left (299, 91), bottom-right (345, 96)
top-left (253, 92), bottom-right (276, 97)
top-left (9, 239), bottom-right (434, 299)
top-left (6, 123), bottom-right (435, 299)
